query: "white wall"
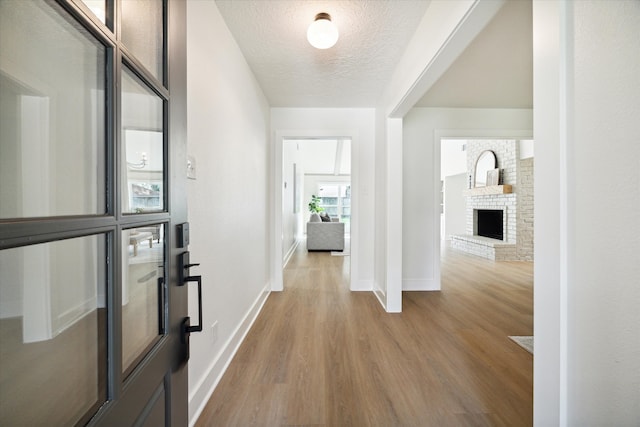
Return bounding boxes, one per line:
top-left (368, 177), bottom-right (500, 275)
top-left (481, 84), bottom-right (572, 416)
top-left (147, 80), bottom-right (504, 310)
top-left (520, 139), bottom-right (534, 159)
top-left (569, 2), bottom-right (640, 422)
top-left (271, 108), bottom-right (375, 292)
top-left (443, 173), bottom-right (467, 240)
top-left (441, 139), bottom-right (468, 180)
top-left (533, 1), bottom-right (640, 425)
top-left (440, 140), bottom-right (468, 243)
top-left (282, 140), bottom-right (301, 262)
top-left (402, 108), bottom-right (532, 291)
top-left (186, 1), bottom-right (271, 423)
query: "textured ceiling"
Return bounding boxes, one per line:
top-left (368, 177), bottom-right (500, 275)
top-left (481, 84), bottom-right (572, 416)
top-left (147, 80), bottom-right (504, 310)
top-left (215, 0), bottom-right (533, 110)
top-left (215, 0), bottom-right (430, 108)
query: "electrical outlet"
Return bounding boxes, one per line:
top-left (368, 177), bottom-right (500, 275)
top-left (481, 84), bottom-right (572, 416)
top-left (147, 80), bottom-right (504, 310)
top-left (211, 321), bottom-right (218, 344)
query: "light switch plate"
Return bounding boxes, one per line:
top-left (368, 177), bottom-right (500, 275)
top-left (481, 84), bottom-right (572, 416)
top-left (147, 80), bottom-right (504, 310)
top-left (187, 155), bottom-right (196, 179)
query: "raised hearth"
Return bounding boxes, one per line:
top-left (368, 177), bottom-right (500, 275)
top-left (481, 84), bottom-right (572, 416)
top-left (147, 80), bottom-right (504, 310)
top-left (450, 235), bottom-right (516, 261)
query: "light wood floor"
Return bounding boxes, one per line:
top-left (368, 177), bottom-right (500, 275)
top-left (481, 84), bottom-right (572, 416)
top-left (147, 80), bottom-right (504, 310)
top-left (196, 242), bottom-right (533, 426)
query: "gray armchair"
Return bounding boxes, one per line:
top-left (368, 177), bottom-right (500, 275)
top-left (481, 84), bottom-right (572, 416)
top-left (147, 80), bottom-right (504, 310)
top-left (307, 218), bottom-right (345, 251)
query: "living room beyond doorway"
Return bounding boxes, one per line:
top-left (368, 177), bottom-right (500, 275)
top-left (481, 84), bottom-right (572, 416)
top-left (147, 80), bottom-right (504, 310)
top-left (282, 137), bottom-right (352, 289)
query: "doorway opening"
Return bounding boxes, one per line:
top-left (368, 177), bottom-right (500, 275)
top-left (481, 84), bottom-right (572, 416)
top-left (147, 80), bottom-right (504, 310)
top-left (281, 138), bottom-right (352, 289)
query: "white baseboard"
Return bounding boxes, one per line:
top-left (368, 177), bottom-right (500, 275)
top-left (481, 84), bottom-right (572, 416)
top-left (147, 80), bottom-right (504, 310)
top-left (282, 238), bottom-right (300, 268)
top-left (188, 282), bottom-right (270, 426)
top-left (55, 296), bottom-right (97, 335)
top-left (374, 288), bottom-right (386, 310)
top-left (402, 278), bottom-right (441, 291)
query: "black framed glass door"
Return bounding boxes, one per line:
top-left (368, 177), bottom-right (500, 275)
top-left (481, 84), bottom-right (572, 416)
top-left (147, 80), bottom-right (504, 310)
top-left (0, 0), bottom-right (188, 425)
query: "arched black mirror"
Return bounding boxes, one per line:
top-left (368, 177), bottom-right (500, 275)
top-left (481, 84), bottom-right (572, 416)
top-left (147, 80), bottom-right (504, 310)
top-left (474, 150), bottom-right (497, 187)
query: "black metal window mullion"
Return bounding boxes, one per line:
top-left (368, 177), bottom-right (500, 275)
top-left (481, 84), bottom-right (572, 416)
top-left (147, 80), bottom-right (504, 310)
top-left (0, 0), bottom-right (174, 424)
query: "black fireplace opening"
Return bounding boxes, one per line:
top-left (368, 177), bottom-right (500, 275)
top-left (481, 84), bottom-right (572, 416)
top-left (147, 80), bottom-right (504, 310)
top-left (477, 209), bottom-right (504, 240)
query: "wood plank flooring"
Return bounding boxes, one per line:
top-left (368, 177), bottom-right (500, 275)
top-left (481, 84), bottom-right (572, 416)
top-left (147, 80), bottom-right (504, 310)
top-left (195, 242), bottom-right (533, 426)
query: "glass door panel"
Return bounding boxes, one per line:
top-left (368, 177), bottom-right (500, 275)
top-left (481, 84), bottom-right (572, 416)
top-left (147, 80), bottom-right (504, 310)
top-left (121, 0), bottom-right (164, 82)
top-left (0, 0), bottom-right (188, 423)
top-left (0, 235), bottom-right (107, 426)
top-left (80, 0), bottom-right (107, 24)
top-left (0, 0), bottom-right (106, 219)
top-left (121, 67), bottom-right (164, 214)
top-left (121, 224), bottom-right (165, 377)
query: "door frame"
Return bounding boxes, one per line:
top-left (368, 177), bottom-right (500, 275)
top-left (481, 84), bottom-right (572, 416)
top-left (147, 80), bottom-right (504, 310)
top-left (272, 130), bottom-right (359, 292)
top-left (433, 129), bottom-right (533, 289)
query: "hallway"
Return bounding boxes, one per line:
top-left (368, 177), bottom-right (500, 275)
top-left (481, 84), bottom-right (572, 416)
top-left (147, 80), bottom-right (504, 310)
top-left (196, 243), bottom-right (533, 426)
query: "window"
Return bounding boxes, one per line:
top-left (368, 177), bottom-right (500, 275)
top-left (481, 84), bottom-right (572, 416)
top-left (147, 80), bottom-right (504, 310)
top-left (318, 184), bottom-right (351, 233)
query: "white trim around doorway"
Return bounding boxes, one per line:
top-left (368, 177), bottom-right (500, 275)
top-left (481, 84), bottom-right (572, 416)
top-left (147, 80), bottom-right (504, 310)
top-left (272, 129), bottom-right (361, 292)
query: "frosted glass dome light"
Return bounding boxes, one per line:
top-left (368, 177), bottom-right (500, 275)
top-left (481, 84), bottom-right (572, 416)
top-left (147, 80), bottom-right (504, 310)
top-left (307, 13), bottom-right (339, 49)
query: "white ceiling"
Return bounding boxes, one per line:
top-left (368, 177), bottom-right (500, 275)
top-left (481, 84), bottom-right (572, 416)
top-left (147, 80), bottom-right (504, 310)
top-left (214, 1), bottom-right (532, 185)
top-left (214, 0), bottom-right (532, 109)
top-left (291, 139), bottom-right (351, 176)
top-left (215, 0), bottom-right (430, 108)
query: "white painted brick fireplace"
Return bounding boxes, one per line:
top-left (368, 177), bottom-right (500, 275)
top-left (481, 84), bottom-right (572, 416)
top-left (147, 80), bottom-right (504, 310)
top-left (450, 140), bottom-right (534, 261)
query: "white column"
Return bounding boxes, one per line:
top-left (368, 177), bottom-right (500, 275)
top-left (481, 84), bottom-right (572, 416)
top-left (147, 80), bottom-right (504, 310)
top-left (385, 117), bottom-right (403, 312)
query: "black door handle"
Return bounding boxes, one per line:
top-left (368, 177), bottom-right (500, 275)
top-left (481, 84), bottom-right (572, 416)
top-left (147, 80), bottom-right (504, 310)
top-left (179, 251), bottom-right (200, 284)
top-left (181, 274), bottom-right (203, 361)
top-left (158, 277), bottom-right (165, 335)
top-left (179, 251), bottom-right (203, 361)
top-left (184, 275), bottom-right (203, 333)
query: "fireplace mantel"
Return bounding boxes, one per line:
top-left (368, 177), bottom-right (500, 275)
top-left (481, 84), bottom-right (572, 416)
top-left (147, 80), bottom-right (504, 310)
top-left (464, 184), bottom-right (512, 196)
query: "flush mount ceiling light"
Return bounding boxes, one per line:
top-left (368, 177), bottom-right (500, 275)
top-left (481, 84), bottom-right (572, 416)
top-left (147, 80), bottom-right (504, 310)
top-left (307, 12), bottom-right (339, 49)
